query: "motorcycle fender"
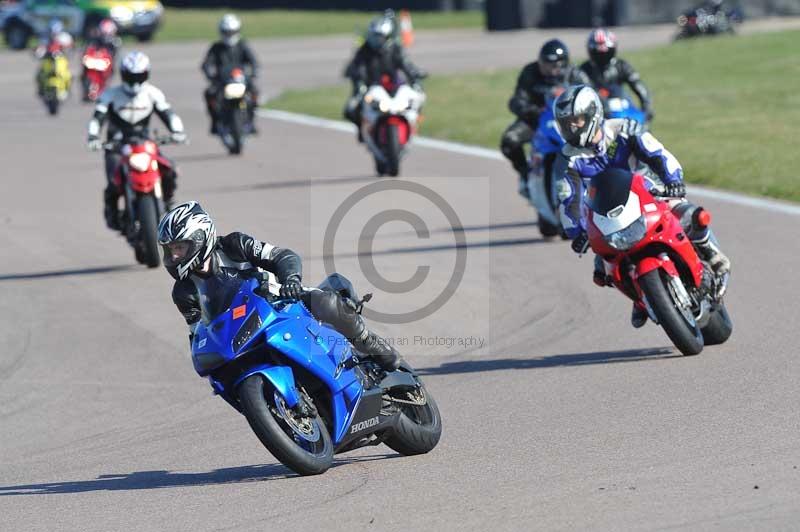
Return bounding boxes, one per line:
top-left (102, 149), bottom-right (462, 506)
top-left (232, 364), bottom-right (301, 408)
top-left (636, 256), bottom-right (679, 279)
top-left (379, 366), bottom-right (419, 390)
top-left (385, 116), bottom-right (410, 145)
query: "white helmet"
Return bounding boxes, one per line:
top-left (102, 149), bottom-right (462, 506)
top-left (158, 201), bottom-right (217, 280)
top-left (120, 51), bottom-right (150, 95)
top-left (219, 14), bottom-right (241, 46)
top-left (553, 85), bottom-right (604, 148)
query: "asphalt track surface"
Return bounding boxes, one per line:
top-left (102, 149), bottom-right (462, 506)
top-left (2, 20), bottom-right (800, 532)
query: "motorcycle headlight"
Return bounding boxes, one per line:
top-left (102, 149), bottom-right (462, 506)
top-left (224, 82), bottom-right (247, 100)
top-left (604, 215), bottom-right (647, 251)
top-left (128, 153), bottom-right (152, 172)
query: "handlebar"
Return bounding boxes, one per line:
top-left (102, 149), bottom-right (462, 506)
top-left (101, 135), bottom-right (186, 152)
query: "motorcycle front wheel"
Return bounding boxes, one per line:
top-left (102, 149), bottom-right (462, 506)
top-left (239, 374), bottom-right (333, 476)
top-left (138, 195), bottom-right (161, 268)
top-left (383, 124), bottom-right (401, 177)
top-left (639, 269), bottom-right (704, 355)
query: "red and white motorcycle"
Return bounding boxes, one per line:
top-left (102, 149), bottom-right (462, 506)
top-left (584, 169), bottom-right (732, 356)
top-left (360, 76), bottom-right (425, 177)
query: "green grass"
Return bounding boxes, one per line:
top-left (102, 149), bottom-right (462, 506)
top-left (157, 8), bottom-right (483, 41)
top-left (268, 30), bottom-right (800, 202)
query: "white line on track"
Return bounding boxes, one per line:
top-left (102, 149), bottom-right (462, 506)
top-left (258, 108), bottom-right (800, 216)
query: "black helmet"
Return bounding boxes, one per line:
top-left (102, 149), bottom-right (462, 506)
top-left (587, 28), bottom-right (617, 67)
top-left (366, 13), bottom-right (395, 51)
top-left (538, 39), bottom-right (569, 82)
top-left (157, 201), bottom-right (217, 280)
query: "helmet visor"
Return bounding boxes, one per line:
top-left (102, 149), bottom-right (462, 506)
top-left (540, 60), bottom-right (564, 80)
top-left (122, 70), bottom-right (148, 85)
top-left (556, 113), bottom-right (592, 145)
top-left (162, 240), bottom-right (195, 268)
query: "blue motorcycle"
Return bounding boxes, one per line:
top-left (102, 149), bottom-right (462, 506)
top-left (527, 94), bottom-right (565, 238)
top-left (191, 272), bottom-right (442, 476)
top-left (597, 84), bottom-right (648, 126)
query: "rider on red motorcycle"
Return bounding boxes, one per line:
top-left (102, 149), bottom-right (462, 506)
top-left (85, 19), bottom-right (120, 60)
top-left (86, 51), bottom-right (186, 231)
top-left (552, 85), bottom-right (730, 327)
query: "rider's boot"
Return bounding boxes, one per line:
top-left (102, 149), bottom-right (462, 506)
top-left (517, 171), bottom-right (529, 198)
top-left (693, 230), bottom-right (731, 277)
top-left (631, 302), bottom-right (648, 329)
top-left (103, 186), bottom-right (121, 231)
top-left (354, 328), bottom-right (401, 372)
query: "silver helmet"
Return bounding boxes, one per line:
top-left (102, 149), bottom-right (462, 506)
top-left (157, 201), bottom-right (216, 280)
top-left (553, 85), bottom-right (604, 148)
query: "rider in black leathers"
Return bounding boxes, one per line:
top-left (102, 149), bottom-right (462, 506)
top-left (579, 28), bottom-right (653, 121)
top-left (501, 39), bottom-right (591, 196)
top-left (158, 202), bottom-right (401, 372)
top-left (343, 10), bottom-right (426, 140)
top-left (201, 14), bottom-right (259, 134)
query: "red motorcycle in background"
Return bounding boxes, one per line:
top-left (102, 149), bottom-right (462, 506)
top-left (584, 169), bottom-right (732, 356)
top-left (81, 45), bottom-right (113, 102)
top-left (105, 134), bottom-right (180, 268)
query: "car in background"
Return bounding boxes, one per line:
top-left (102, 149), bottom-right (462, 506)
top-left (1, 0), bottom-right (163, 50)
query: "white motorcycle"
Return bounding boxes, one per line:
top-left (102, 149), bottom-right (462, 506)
top-left (360, 81), bottom-right (425, 177)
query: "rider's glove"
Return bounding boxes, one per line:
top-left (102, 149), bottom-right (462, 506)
top-left (171, 131), bottom-right (188, 144)
top-left (87, 136), bottom-right (102, 151)
top-left (279, 275), bottom-right (303, 300)
top-left (571, 231), bottom-right (590, 255)
top-left (663, 182), bottom-right (686, 198)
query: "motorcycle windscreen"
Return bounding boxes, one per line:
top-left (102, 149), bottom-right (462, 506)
top-left (192, 270), bottom-right (249, 324)
top-left (586, 168), bottom-right (633, 216)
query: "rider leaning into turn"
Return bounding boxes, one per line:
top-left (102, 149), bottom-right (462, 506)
top-left (343, 10), bottom-right (426, 141)
top-left (201, 13), bottom-right (259, 135)
top-left (87, 51), bottom-right (187, 231)
top-left (157, 201), bottom-right (401, 373)
top-left (501, 39), bottom-right (591, 197)
top-left (579, 28), bottom-right (653, 121)
top-left (552, 85), bottom-right (731, 327)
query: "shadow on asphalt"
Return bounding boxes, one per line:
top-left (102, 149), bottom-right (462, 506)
top-left (0, 453), bottom-right (400, 495)
top-left (199, 174), bottom-right (378, 194)
top-left (416, 347), bottom-right (677, 375)
top-left (0, 265), bottom-right (137, 282)
top-left (314, 235), bottom-right (548, 260)
top-left (433, 220), bottom-right (541, 233)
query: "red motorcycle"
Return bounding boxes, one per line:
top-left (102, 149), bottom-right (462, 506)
top-left (81, 45), bottom-right (113, 102)
top-left (105, 134), bottom-right (179, 268)
top-left (584, 170), bottom-right (732, 356)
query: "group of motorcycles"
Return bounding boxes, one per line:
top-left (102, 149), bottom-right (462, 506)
top-left (523, 80), bottom-right (732, 358)
top-left (35, 41), bottom-right (113, 114)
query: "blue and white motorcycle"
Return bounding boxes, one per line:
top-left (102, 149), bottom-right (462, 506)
top-left (190, 272), bottom-right (442, 476)
top-left (527, 92), bottom-right (566, 238)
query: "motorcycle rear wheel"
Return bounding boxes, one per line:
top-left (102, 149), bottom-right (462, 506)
top-left (701, 301), bottom-right (733, 345)
top-left (239, 375), bottom-right (333, 476)
top-left (639, 269), bottom-right (704, 356)
top-left (384, 382), bottom-right (442, 456)
top-left (222, 105), bottom-right (244, 155)
top-left (46, 97), bottom-right (59, 116)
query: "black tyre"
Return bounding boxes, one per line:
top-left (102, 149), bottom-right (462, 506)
top-left (136, 32), bottom-right (155, 43)
top-left (538, 217), bottom-right (560, 238)
top-left (46, 97), bottom-right (59, 116)
top-left (138, 195), bottom-right (161, 268)
top-left (639, 269), bottom-right (704, 356)
top-left (5, 20), bottom-right (31, 50)
top-left (701, 301), bottom-right (733, 346)
top-left (227, 106), bottom-right (244, 155)
top-left (384, 383), bottom-right (442, 456)
top-left (384, 124), bottom-right (401, 177)
top-left (239, 375), bottom-right (334, 476)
